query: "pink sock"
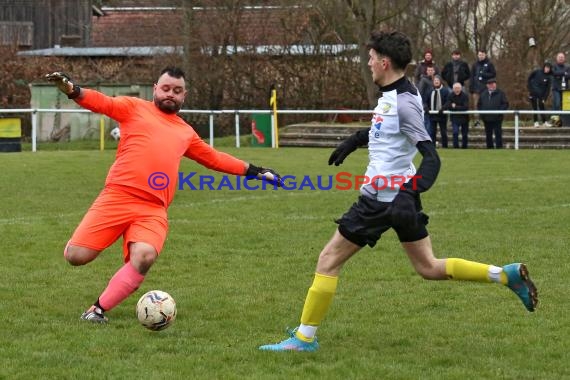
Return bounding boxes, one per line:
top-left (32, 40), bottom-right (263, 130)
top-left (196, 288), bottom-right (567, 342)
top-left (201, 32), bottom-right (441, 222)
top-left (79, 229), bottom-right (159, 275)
top-left (98, 262), bottom-right (145, 311)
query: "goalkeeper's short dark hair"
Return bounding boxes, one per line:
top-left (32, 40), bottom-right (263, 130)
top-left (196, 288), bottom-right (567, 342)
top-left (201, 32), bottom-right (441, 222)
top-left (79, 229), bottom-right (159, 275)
top-left (159, 67), bottom-right (186, 80)
top-left (366, 31), bottom-right (412, 71)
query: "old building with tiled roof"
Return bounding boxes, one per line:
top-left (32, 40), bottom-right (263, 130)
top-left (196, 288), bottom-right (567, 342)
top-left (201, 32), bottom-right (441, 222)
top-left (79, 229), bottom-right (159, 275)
top-left (90, 5), bottom-right (313, 48)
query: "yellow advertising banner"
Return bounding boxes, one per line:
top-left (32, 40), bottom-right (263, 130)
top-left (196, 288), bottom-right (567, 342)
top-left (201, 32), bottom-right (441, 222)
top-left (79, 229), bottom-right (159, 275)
top-left (0, 118), bottom-right (22, 138)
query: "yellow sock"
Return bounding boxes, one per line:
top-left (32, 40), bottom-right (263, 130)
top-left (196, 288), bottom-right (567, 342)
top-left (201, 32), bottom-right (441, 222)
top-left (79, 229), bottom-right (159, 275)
top-left (445, 258), bottom-right (507, 284)
top-left (296, 273), bottom-right (338, 342)
top-left (499, 271), bottom-right (507, 284)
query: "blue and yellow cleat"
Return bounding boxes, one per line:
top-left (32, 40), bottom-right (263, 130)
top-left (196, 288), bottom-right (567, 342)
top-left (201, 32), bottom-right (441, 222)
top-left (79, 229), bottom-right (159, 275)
top-left (259, 328), bottom-right (319, 352)
top-left (503, 263), bottom-right (538, 312)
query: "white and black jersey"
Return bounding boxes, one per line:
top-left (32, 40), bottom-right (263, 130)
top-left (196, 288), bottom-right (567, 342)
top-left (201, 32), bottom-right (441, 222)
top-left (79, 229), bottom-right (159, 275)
top-left (361, 76), bottom-right (432, 202)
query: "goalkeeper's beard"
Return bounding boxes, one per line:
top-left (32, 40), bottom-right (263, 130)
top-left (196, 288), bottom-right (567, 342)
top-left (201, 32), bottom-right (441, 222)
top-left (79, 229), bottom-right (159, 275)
top-left (154, 98), bottom-right (182, 114)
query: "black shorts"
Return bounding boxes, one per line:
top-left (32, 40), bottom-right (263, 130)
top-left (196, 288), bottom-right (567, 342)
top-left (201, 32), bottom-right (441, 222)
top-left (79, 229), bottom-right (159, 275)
top-left (336, 195), bottom-right (429, 247)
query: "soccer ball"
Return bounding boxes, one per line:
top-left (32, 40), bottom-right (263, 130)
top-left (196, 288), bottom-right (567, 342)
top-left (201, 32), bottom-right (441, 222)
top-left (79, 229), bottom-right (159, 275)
top-left (136, 290), bottom-right (177, 331)
top-left (110, 127), bottom-right (120, 140)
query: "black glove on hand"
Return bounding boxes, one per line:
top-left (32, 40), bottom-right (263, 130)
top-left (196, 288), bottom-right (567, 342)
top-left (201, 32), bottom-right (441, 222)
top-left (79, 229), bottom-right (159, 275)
top-left (45, 72), bottom-right (81, 99)
top-left (246, 164), bottom-right (285, 187)
top-left (328, 129), bottom-right (369, 166)
top-left (390, 188), bottom-right (418, 228)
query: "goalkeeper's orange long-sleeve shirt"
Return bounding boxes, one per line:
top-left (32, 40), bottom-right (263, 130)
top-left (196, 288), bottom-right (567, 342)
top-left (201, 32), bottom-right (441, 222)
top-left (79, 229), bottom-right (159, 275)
top-left (77, 89), bottom-right (246, 207)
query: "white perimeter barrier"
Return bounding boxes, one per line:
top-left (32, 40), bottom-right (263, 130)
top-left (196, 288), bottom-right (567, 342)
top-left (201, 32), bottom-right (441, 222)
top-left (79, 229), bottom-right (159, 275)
top-left (0, 108), bottom-right (568, 151)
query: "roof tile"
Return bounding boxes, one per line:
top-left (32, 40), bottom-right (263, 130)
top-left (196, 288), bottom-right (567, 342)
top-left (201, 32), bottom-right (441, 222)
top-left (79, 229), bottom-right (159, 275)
top-left (92, 6), bottom-right (312, 47)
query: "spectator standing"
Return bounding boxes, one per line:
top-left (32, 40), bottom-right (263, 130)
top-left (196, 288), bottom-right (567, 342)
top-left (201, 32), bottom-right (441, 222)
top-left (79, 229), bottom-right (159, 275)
top-left (527, 62), bottom-right (553, 127)
top-left (477, 78), bottom-right (509, 149)
top-left (444, 82), bottom-right (470, 148)
top-left (469, 50), bottom-right (496, 126)
top-left (414, 48), bottom-right (440, 85)
top-left (441, 49), bottom-right (471, 89)
top-left (417, 66), bottom-right (436, 134)
top-left (551, 52), bottom-right (570, 112)
top-left (428, 75), bottom-right (450, 147)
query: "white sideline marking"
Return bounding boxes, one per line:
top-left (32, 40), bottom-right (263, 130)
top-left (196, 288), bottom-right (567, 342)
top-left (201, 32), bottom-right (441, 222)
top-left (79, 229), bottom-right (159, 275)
top-left (0, 212), bottom-right (82, 225)
top-left (436, 174), bottom-right (570, 186)
top-left (0, 192), bottom-right (327, 225)
top-left (175, 190), bottom-right (327, 209)
top-left (2, 197), bottom-right (567, 225)
top-left (429, 203), bottom-right (570, 216)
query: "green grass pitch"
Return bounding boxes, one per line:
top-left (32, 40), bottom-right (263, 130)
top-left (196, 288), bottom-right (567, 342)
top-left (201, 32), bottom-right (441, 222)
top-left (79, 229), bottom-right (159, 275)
top-left (1, 146), bottom-right (569, 379)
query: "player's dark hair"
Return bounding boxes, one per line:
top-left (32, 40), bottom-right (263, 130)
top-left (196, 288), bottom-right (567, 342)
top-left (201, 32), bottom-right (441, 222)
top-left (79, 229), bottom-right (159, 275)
top-left (366, 31), bottom-right (412, 71)
top-left (159, 66), bottom-right (185, 80)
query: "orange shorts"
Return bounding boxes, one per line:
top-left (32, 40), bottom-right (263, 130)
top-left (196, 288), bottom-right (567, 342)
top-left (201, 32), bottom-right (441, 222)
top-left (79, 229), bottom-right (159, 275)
top-left (69, 185), bottom-right (168, 262)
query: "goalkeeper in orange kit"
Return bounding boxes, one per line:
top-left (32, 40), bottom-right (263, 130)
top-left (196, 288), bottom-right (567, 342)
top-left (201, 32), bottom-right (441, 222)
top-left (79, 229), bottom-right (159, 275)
top-left (46, 67), bottom-right (283, 323)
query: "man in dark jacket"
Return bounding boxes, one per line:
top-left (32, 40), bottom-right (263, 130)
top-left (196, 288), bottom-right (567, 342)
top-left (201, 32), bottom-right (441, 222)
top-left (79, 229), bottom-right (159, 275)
top-left (551, 52), bottom-right (570, 111)
top-left (418, 66), bottom-right (436, 134)
top-left (444, 82), bottom-right (470, 148)
top-left (470, 50), bottom-right (496, 126)
top-left (477, 78), bottom-right (509, 148)
top-left (527, 62), bottom-right (553, 127)
top-left (442, 49), bottom-right (471, 89)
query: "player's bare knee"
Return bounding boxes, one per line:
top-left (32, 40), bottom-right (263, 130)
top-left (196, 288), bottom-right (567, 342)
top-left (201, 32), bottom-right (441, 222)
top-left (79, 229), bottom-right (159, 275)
top-left (138, 250), bottom-right (157, 267)
top-left (64, 245), bottom-right (98, 266)
top-left (316, 250), bottom-right (344, 275)
top-left (130, 255), bottom-right (156, 275)
top-left (129, 244), bottom-right (158, 274)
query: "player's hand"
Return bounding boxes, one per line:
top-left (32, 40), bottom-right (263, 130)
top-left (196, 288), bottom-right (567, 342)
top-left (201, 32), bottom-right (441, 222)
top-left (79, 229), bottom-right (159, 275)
top-left (45, 72), bottom-right (75, 95)
top-left (328, 129), bottom-right (369, 166)
top-left (390, 190), bottom-right (418, 228)
top-left (328, 138), bottom-right (358, 166)
top-left (246, 164), bottom-right (285, 187)
top-left (260, 168), bottom-right (285, 187)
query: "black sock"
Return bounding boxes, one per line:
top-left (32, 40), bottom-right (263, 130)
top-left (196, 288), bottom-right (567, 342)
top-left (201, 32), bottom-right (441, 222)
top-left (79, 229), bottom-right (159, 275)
top-left (94, 299), bottom-right (106, 312)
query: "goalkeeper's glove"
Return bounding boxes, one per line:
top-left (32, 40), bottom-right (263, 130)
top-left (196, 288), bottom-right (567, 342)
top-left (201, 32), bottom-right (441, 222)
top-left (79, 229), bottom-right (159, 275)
top-left (390, 187), bottom-right (418, 229)
top-left (45, 72), bottom-right (81, 99)
top-left (328, 129), bottom-right (369, 166)
top-left (246, 164), bottom-right (285, 187)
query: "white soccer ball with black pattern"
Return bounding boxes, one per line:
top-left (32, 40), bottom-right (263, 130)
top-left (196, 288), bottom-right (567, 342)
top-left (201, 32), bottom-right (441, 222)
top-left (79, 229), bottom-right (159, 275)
top-left (136, 290), bottom-right (177, 331)
top-left (110, 127), bottom-right (120, 140)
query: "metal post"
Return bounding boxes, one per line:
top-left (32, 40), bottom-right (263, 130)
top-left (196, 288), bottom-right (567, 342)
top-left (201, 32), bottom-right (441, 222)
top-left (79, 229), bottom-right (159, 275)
top-left (209, 112), bottom-right (214, 147)
top-left (31, 109), bottom-right (38, 152)
top-left (235, 112), bottom-right (240, 148)
top-left (514, 111), bottom-right (519, 150)
top-left (270, 113), bottom-right (276, 148)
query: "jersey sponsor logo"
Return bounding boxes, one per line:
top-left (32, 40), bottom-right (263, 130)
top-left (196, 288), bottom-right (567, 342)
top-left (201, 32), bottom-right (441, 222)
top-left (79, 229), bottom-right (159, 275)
top-left (371, 113), bottom-right (385, 138)
top-left (372, 114), bottom-right (383, 130)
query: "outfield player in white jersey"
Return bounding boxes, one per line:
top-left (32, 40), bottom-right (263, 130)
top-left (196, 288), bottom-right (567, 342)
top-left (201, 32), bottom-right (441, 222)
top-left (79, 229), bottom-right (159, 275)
top-left (259, 30), bottom-right (538, 352)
